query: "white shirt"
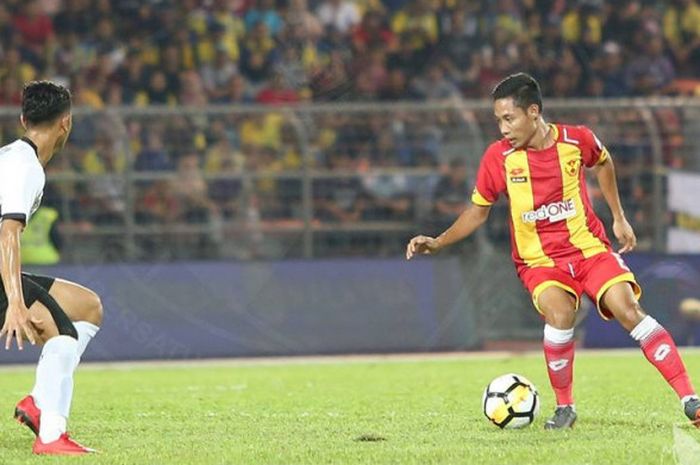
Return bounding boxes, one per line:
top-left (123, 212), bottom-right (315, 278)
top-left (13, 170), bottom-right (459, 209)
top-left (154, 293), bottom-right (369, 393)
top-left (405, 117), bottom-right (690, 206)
top-left (0, 138), bottom-right (45, 224)
top-left (316, 1), bottom-right (360, 33)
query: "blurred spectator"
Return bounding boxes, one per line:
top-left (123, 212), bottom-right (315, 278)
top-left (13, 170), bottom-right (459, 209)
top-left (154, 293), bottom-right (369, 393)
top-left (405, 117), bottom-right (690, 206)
top-left (245, 0), bottom-right (283, 37)
top-left (134, 129), bottom-right (173, 172)
top-left (0, 5), bottom-right (16, 46)
top-left (239, 20), bottom-right (277, 86)
top-left (378, 68), bottom-right (409, 100)
top-left (13, 0), bottom-right (54, 54)
top-left (431, 159), bottom-right (470, 228)
top-left (135, 179), bottom-right (179, 227)
top-left (361, 144), bottom-right (413, 221)
top-left (313, 150), bottom-right (368, 222)
top-left (353, 49), bottom-right (388, 99)
top-left (410, 63), bottom-right (460, 100)
top-left (316, 0), bottom-right (361, 35)
top-left (561, 1), bottom-right (602, 45)
top-left (0, 0), bottom-right (694, 106)
top-left (216, 74), bottom-right (255, 103)
top-left (286, 0), bottom-right (323, 41)
top-left (390, 0), bottom-right (438, 51)
top-left (256, 71), bottom-right (301, 104)
top-left (604, 1), bottom-right (643, 45)
top-left (624, 34), bottom-right (675, 95)
top-left (173, 152), bottom-right (219, 224)
top-left (179, 70), bottom-right (208, 106)
top-left (352, 10), bottom-right (397, 53)
top-left (599, 41), bottom-right (628, 97)
top-left (309, 50), bottom-right (352, 100)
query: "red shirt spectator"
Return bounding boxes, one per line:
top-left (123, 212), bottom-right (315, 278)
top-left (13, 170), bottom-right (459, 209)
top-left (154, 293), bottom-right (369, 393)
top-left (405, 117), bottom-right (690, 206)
top-left (256, 73), bottom-right (301, 104)
top-left (13, 1), bottom-right (54, 48)
top-left (352, 11), bottom-right (397, 53)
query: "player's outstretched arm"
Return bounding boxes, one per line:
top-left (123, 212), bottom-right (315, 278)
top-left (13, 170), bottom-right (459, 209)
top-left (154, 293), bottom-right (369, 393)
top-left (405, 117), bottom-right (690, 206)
top-left (406, 204), bottom-right (491, 260)
top-left (593, 156), bottom-right (636, 253)
top-left (0, 219), bottom-right (39, 349)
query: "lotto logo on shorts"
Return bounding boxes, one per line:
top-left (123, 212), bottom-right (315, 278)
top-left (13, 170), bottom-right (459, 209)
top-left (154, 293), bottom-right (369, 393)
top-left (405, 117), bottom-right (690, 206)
top-left (521, 199), bottom-right (576, 223)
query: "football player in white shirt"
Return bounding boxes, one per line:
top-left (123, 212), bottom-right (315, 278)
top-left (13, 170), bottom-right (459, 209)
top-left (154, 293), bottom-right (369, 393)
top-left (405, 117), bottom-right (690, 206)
top-left (0, 81), bottom-right (101, 455)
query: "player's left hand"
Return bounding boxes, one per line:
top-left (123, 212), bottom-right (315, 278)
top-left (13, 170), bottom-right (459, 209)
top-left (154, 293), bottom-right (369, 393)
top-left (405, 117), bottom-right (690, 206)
top-left (613, 217), bottom-right (636, 254)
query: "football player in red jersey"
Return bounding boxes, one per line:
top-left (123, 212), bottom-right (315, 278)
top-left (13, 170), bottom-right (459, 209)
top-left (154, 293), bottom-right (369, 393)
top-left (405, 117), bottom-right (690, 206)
top-left (406, 73), bottom-right (699, 429)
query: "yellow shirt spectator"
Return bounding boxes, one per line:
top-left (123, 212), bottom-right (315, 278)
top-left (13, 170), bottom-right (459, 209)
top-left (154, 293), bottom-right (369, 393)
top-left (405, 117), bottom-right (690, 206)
top-left (561, 9), bottom-right (602, 44)
top-left (391, 9), bottom-right (438, 49)
top-left (240, 113), bottom-right (283, 150)
top-left (663, 2), bottom-right (700, 48)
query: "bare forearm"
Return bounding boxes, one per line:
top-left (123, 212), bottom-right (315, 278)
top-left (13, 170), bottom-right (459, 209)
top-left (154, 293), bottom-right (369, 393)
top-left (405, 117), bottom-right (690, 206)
top-left (595, 159), bottom-right (626, 220)
top-left (435, 204), bottom-right (490, 249)
top-left (0, 222), bottom-right (24, 306)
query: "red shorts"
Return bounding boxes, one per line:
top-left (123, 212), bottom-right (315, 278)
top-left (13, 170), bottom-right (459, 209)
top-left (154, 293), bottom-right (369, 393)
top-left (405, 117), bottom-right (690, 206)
top-left (517, 251), bottom-right (642, 320)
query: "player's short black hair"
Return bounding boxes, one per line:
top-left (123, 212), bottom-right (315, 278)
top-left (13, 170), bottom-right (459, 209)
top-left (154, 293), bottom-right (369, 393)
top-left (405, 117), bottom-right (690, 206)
top-left (491, 73), bottom-right (543, 113)
top-left (21, 81), bottom-right (72, 126)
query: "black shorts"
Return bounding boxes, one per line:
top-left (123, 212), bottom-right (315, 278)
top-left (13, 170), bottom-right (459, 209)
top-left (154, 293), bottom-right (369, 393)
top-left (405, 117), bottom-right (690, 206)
top-left (0, 272), bottom-right (56, 313)
top-left (0, 272), bottom-right (79, 338)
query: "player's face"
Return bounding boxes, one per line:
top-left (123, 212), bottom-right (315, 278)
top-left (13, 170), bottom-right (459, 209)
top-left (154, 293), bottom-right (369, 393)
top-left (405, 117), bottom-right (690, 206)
top-left (493, 98), bottom-right (538, 149)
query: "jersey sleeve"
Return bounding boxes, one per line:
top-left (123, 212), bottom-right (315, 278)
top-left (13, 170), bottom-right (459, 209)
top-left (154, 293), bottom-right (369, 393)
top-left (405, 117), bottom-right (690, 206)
top-left (0, 163), bottom-right (42, 224)
top-left (578, 126), bottom-right (610, 168)
top-left (471, 147), bottom-right (505, 206)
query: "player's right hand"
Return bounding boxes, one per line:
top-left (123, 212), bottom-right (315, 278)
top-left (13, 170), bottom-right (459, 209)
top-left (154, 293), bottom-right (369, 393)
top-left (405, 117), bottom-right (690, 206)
top-left (406, 235), bottom-right (440, 260)
top-left (0, 303), bottom-right (39, 350)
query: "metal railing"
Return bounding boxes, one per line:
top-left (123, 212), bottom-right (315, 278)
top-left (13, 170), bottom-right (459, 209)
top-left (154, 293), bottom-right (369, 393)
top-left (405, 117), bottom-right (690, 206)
top-left (1, 98), bottom-right (694, 263)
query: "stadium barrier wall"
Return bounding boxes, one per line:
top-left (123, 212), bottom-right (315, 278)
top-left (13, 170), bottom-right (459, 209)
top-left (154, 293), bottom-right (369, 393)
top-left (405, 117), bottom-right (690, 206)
top-left (1, 253), bottom-right (696, 363)
top-left (3, 257), bottom-right (479, 363)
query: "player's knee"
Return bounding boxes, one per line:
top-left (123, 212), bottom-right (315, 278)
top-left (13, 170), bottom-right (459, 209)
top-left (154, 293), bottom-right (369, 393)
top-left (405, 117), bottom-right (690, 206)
top-left (541, 305), bottom-right (576, 329)
top-left (85, 290), bottom-right (103, 326)
top-left (613, 301), bottom-right (644, 329)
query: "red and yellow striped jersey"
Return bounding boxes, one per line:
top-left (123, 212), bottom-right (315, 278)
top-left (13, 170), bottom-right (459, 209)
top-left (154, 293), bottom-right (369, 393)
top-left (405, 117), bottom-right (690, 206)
top-left (471, 124), bottom-right (611, 269)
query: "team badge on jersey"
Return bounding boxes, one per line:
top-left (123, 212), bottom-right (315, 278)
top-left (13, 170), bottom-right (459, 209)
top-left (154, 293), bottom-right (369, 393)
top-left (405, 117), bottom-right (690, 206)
top-left (565, 159), bottom-right (579, 177)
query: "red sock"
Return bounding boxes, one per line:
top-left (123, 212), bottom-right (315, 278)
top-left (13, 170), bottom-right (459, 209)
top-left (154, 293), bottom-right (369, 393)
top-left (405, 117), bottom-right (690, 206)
top-left (639, 325), bottom-right (695, 399)
top-left (544, 339), bottom-right (575, 405)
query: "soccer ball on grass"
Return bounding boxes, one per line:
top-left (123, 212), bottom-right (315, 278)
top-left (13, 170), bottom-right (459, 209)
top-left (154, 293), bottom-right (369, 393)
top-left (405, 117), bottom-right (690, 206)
top-left (482, 373), bottom-right (540, 429)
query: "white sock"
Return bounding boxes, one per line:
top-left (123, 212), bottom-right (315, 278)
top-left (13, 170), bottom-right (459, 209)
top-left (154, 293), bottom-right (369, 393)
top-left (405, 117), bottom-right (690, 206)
top-left (31, 335), bottom-right (78, 443)
top-left (40, 412), bottom-right (67, 443)
top-left (629, 315), bottom-right (661, 342)
top-left (543, 324), bottom-right (574, 344)
top-left (74, 321), bottom-right (100, 365)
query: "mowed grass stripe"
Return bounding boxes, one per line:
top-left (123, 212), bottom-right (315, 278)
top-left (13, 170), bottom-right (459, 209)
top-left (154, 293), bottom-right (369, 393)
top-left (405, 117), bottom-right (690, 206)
top-left (0, 352), bottom-right (698, 464)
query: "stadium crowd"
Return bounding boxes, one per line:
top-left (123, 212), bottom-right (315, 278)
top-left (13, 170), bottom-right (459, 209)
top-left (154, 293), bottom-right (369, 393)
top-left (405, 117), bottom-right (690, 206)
top-left (0, 0), bottom-right (696, 260)
top-left (1, 0), bottom-right (700, 105)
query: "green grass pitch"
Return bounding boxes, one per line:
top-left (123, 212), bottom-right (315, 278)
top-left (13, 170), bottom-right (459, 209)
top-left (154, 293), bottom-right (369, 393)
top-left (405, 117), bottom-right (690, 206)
top-left (0, 350), bottom-right (699, 465)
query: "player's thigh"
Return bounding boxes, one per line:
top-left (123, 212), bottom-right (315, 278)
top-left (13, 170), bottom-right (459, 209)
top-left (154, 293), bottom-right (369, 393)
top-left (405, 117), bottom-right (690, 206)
top-left (600, 282), bottom-right (645, 331)
top-left (519, 266), bottom-right (581, 329)
top-left (579, 252), bottom-right (642, 324)
top-left (46, 278), bottom-right (103, 326)
top-left (27, 301), bottom-right (59, 344)
top-left (537, 286), bottom-right (578, 329)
